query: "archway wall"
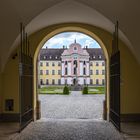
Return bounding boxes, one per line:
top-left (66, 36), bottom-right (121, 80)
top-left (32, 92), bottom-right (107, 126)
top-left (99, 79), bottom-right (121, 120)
top-left (0, 73), bottom-right (2, 114)
top-left (0, 23), bottom-right (140, 121)
top-left (0, 56), bottom-right (19, 120)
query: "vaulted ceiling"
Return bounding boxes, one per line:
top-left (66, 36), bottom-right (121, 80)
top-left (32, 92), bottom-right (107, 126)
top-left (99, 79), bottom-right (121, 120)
top-left (0, 0), bottom-right (140, 70)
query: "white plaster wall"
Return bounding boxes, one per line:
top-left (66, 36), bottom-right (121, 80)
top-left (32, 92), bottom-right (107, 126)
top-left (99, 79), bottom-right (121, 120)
top-left (62, 63), bottom-right (64, 76)
top-left (86, 77), bottom-right (90, 85)
top-left (67, 77), bottom-right (72, 85)
top-left (61, 77), bottom-right (65, 84)
top-left (86, 62), bottom-right (89, 76)
top-left (78, 77), bottom-right (83, 85)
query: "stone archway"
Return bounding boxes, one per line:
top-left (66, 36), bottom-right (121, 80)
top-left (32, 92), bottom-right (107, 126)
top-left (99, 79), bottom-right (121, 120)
top-left (32, 23), bottom-right (110, 121)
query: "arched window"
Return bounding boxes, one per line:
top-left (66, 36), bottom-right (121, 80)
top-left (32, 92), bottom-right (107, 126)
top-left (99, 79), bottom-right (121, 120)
top-left (84, 79), bottom-right (86, 85)
top-left (65, 67), bottom-right (67, 75)
top-left (74, 67), bottom-right (77, 75)
top-left (83, 68), bottom-right (86, 75)
top-left (65, 61), bottom-right (67, 65)
top-left (96, 79), bottom-right (99, 85)
top-left (73, 60), bottom-right (77, 67)
top-left (74, 47), bottom-right (77, 50)
top-left (83, 61), bottom-right (86, 65)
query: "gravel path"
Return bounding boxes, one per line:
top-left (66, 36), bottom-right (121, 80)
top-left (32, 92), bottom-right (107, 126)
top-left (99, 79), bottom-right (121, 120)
top-left (39, 91), bottom-right (105, 120)
top-left (15, 119), bottom-right (124, 140)
top-left (14, 92), bottom-right (124, 140)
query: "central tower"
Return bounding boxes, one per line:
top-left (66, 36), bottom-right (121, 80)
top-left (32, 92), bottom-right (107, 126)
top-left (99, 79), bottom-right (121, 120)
top-left (61, 41), bottom-right (90, 85)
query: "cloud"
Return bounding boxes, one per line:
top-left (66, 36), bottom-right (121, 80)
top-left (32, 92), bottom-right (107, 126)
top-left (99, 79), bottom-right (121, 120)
top-left (43, 32), bottom-right (100, 48)
top-left (84, 39), bottom-right (100, 48)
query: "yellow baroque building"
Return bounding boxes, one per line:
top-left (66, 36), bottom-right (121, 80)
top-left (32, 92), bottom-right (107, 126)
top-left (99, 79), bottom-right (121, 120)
top-left (38, 42), bottom-right (105, 86)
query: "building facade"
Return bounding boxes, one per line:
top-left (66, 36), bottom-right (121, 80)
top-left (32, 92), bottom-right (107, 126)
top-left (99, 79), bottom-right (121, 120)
top-left (39, 42), bottom-right (105, 86)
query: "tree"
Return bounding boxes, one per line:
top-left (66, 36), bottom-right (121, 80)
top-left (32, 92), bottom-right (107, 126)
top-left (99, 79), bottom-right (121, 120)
top-left (63, 85), bottom-right (70, 95)
top-left (82, 86), bottom-right (88, 94)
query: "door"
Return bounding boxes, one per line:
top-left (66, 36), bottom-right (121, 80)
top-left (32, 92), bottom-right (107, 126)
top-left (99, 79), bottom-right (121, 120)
top-left (110, 21), bottom-right (121, 131)
top-left (19, 23), bottom-right (33, 131)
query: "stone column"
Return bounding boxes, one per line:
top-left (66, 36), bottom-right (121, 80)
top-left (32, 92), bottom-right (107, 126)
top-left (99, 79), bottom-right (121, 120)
top-left (62, 62), bottom-right (65, 76)
top-left (86, 62), bottom-right (89, 76)
top-left (80, 62), bottom-right (83, 75)
top-left (68, 62), bottom-right (71, 75)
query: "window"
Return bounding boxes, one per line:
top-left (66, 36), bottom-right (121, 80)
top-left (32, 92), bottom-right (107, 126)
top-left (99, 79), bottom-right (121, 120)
top-left (84, 79), bottom-right (86, 85)
top-left (46, 79), bottom-right (49, 85)
top-left (46, 70), bottom-right (49, 75)
top-left (102, 62), bottom-right (105, 66)
top-left (58, 79), bottom-right (61, 85)
top-left (83, 68), bottom-right (86, 75)
top-left (40, 79), bottom-right (43, 85)
top-left (96, 79), bottom-right (99, 85)
top-left (90, 79), bottom-right (93, 85)
top-left (102, 70), bottom-right (105, 75)
top-left (52, 70), bottom-right (55, 75)
top-left (65, 61), bottom-right (67, 65)
top-left (46, 62), bottom-right (49, 66)
top-left (65, 79), bottom-right (67, 85)
top-left (40, 62), bottom-right (43, 66)
top-left (74, 60), bottom-right (77, 67)
top-left (40, 70), bottom-right (43, 75)
top-left (96, 62), bottom-right (99, 66)
top-left (58, 62), bottom-right (61, 66)
top-left (96, 70), bottom-right (99, 75)
top-left (65, 68), bottom-right (67, 75)
top-left (83, 61), bottom-right (86, 65)
top-left (74, 47), bottom-right (77, 50)
top-left (99, 55), bottom-right (102, 59)
top-left (90, 70), bottom-right (93, 75)
top-left (102, 79), bottom-right (105, 85)
top-left (74, 67), bottom-right (77, 75)
top-left (90, 62), bottom-right (93, 66)
top-left (58, 70), bottom-right (61, 75)
top-left (52, 79), bottom-right (55, 85)
top-left (52, 62), bottom-right (55, 66)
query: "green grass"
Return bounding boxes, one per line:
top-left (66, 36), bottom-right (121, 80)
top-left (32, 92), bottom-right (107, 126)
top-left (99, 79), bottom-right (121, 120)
top-left (88, 86), bottom-right (105, 94)
top-left (38, 86), bottom-right (65, 94)
top-left (38, 86), bottom-right (105, 95)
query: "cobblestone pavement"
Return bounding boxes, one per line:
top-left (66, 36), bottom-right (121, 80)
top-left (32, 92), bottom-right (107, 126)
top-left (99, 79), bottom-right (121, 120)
top-left (39, 91), bottom-right (105, 120)
top-left (13, 92), bottom-right (125, 140)
top-left (15, 119), bottom-right (124, 140)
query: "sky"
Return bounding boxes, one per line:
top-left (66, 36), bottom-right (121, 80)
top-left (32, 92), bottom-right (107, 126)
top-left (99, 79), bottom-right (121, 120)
top-left (42, 32), bottom-right (101, 49)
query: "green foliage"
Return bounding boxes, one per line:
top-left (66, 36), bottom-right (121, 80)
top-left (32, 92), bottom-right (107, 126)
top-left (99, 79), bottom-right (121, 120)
top-left (82, 86), bottom-right (88, 94)
top-left (63, 85), bottom-right (70, 95)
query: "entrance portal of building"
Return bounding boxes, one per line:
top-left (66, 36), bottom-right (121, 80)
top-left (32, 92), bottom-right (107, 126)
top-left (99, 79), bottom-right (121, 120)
top-left (36, 31), bottom-right (106, 121)
top-left (73, 78), bottom-right (76, 85)
top-left (31, 24), bottom-right (120, 132)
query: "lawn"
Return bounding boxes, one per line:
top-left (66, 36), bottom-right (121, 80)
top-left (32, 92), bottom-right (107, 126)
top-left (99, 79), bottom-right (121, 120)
top-left (38, 86), bottom-right (65, 94)
top-left (88, 86), bottom-right (105, 94)
top-left (38, 85), bottom-right (105, 94)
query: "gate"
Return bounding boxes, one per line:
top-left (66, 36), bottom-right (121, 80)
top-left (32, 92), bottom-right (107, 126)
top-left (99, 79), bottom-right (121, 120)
top-left (110, 21), bottom-right (121, 131)
top-left (19, 23), bottom-right (33, 131)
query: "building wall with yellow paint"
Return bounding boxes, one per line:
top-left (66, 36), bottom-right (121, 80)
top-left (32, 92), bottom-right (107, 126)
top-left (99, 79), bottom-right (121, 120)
top-left (39, 58), bottom-right (105, 86)
top-left (90, 60), bottom-right (105, 85)
top-left (1, 23), bottom-right (140, 119)
top-left (39, 60), bottom-right (61, 85)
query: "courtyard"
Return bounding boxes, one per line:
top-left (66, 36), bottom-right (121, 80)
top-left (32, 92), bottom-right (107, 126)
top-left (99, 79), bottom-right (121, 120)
top-left (39, 90), bottom-right (105, 120)
top-left (15, 91), bottom-right (124, 140)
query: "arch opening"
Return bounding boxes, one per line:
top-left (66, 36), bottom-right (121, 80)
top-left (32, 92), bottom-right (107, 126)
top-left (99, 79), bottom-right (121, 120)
top-left (33, 26), bottom-right (110, 121)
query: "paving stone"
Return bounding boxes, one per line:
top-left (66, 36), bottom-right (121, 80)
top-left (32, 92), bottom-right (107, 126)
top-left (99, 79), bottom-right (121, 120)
top-left (15, 119), bottom-right (124, 140)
